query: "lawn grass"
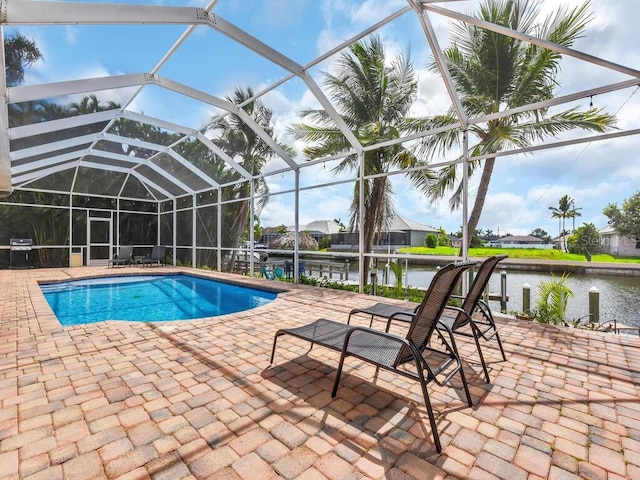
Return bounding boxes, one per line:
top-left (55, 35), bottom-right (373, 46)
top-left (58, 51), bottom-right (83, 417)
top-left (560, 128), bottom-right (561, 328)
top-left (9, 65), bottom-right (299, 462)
top-left (399, 246), bottom-right (640, 264)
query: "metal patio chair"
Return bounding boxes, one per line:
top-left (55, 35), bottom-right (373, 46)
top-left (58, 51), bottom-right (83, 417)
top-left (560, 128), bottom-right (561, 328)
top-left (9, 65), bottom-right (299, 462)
top-left (141, 245), bottom-right (166, 267)
top-left (107, 245), bottom-right (133, 268)
top-left (438, 255), bottom-right (508, 382)
top-left (270, 260), bottom-right (476, 453)
top-left (348, 255), bottom-right (508, 382)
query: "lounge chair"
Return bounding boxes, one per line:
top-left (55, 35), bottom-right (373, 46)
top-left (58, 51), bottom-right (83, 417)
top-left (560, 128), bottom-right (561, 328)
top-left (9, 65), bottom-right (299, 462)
top-left (439, 255), bottom-right (508, 382)
top-left (142, 245), bottom-right (166, 267)
top-left (270, 261), bottom-right (476, 453)
top-left (107, 245), bottom-right (133, 268)
top-left (348, 255), bottom-right (508, 382)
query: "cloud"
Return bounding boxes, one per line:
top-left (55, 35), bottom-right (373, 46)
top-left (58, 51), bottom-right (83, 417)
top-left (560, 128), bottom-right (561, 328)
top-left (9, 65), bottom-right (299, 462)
top-left (261, 179), bottom-right (354, 227)
top-left (412, 67), bottom-right (453, 116)
top-left (315, 0), bottom-right (408, 58)
top-left (259, 0), bottom-right (310, 30)
top-left (65, 26), bottom-right (79, 46)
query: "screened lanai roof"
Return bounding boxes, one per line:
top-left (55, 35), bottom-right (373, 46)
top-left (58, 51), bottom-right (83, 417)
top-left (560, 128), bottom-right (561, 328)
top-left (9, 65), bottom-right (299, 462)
top-left (2, 0), bottom-right (640, 205)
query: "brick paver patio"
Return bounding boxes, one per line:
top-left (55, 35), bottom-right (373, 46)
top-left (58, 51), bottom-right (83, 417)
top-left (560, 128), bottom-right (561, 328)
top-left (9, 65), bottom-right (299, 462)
top-left (1, 266), bottom-right (639, 479)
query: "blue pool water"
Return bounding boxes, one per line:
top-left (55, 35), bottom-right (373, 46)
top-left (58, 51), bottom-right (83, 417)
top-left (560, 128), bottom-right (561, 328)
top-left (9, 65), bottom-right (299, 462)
top-left (41, 274), bottom-right (277, 326)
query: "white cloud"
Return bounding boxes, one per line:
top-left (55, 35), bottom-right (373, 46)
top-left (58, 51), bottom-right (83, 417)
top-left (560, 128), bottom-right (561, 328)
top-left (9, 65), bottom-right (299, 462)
top-left (259, 0), bottom-right (310, 30)
top-left (64, 26), bottom-right (79, 46)
top-left (315, 0), bottom-right (408, 58)
top-left (261, 180), bottom-right (353, 227)
top-left (412, 67), bottom-right (453, 116)
top-left (350, 0), bottom-right (408, 25)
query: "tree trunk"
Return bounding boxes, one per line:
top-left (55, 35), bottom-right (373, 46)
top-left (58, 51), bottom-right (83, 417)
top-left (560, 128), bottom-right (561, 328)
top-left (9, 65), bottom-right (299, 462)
top-left (465, 157), bottom-right (495, 250)
top-left (225, 198), bottom-right (249, 271)
top-left (558, 217), bottom-right (561, 250)
top-left (361, 176), bottom-right (386, 285)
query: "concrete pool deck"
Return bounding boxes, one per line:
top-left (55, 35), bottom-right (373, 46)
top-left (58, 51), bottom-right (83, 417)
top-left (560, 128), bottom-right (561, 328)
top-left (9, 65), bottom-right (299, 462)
top-left (1, 266), bottom-right (639, 479)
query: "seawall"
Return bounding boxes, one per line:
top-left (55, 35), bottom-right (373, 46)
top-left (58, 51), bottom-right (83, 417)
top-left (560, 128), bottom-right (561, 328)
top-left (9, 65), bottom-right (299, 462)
top-left (327, 253), bottom-right (640, 277)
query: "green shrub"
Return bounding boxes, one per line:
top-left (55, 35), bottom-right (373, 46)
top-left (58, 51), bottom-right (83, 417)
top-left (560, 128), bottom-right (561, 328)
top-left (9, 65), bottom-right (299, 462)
top-left (566, 223), bottom-right (601, 255)
top-left (535, 273), bottom-right (574, 325)
top-left (425, 233), bottom-right (438, 248)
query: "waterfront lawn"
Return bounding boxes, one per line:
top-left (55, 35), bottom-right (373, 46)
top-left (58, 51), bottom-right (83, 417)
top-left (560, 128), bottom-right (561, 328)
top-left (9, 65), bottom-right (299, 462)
top-left (400, 246), bottom-right (640, 263)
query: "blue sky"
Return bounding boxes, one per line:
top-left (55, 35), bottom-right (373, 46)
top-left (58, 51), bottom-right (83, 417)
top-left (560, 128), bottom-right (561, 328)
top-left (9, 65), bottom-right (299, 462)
top-left (15, 0), bottom-right (640, 239)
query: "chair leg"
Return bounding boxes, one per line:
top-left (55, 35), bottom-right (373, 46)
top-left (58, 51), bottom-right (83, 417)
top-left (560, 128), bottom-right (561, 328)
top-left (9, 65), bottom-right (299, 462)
top-left (480, 308), bottom-right (507, 362)
top-left (494, 329), bottom-right (507, 361)
top-left (415, 359), bottom-right (442, 453)
top-left (472, 321), bottom-right (507, 382)
top-left (471, 327), bottom-right (491, 383)
top-left (270, 331), bottom-right (314, 366)
top-left (456, 353), bottom-right (473, 408)
top-left (269, 333), bottom-right (281, 364)
top-left (439, 325), bottom-right (473, 407)
top-left (331, 349), bottom-right (349, 398)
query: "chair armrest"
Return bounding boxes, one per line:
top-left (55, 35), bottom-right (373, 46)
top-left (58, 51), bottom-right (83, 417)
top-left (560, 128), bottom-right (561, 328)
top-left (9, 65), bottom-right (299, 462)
top-left (443, 305), bottom-right (473, 329)
top-left (384, 311), bottom-right (416, 332)
top-left (474, 298), bottom-right (495, 323)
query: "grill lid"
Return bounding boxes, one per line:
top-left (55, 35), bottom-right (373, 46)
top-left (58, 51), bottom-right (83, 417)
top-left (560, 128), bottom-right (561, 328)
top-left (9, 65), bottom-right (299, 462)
top-left (10, 238), bottom-right (33, 250)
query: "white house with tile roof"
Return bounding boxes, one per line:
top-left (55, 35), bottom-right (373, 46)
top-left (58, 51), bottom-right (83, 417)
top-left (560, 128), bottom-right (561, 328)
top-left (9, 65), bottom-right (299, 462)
top-left (330, 215), bottom-right (439, 251)
top-left (598, 225), bottom-right (640, 257)
top-left (498, 235), bottom-right (552, 249)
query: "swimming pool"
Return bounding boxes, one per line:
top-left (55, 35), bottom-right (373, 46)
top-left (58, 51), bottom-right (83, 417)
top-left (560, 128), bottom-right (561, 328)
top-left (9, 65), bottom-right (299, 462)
top-left (41, 274), bottom-right (277, 326)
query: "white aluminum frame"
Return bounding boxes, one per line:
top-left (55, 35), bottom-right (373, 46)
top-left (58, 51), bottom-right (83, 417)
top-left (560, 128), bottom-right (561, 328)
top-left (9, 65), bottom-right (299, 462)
top-left (1, 0), bottom-right (639, 288)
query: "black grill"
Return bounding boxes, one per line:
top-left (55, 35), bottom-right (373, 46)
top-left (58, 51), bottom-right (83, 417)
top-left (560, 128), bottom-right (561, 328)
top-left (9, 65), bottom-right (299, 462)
top-left (10, 238), bottom-right (33, 269)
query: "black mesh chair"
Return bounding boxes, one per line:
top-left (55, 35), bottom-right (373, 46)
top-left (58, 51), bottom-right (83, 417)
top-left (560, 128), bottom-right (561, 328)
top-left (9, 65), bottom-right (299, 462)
top-left (270, 261), bottom-right (476, 453)
top-left (348, 255), bottom-right (508, 382)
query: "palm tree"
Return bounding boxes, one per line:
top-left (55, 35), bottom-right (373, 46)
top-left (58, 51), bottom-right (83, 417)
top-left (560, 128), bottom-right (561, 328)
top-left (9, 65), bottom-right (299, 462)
top-left (69, 94), bottom-right (119, 115)
top-left (549, 194), bottom-right (574, 251)
top-left (4, 33), bottom-right (42, 87)
top-left (207, 86), bottom-right (286, 268)
top-left (568, 199), bottom-right (582, 233)
top-left (417, 0), bottom-right (615, 250)
top-left (5, 33), bottom-right (45, 128)
top-left (289, 35), bottom-right (434, 281)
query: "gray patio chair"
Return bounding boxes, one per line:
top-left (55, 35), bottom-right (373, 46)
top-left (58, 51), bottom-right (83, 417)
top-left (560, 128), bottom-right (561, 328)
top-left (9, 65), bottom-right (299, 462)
top-left (142, 245), bottom-right (166, 267)
top-left (348, 255), bottom-right (508, 382)
top-left (107, 245), bottom-right (133, 268)
top-left (270, 260), bottom-right (476, 453)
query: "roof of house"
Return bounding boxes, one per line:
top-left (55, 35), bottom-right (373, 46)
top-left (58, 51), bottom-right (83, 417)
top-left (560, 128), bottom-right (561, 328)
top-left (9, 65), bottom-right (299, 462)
top-left (297, 215), bottom-right (438, 234)
top-left (552, 233), bottom-right (573, 242)
top-left (306, 220), bottom-right (342, 235)
top-left (387, 215), bottom-right (438, 233)
top-left (290, 220), bottom-right (342, 235)
top-left (500, 235), bottom-right (543, 243)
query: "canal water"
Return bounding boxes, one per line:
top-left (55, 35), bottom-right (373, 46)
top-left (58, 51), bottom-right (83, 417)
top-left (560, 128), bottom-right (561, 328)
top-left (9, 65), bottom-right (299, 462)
top-left (352, 264), bottom-right (640, 328)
